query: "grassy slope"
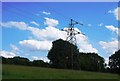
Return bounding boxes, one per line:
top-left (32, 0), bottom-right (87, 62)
top-left (2, 64), bottom-right (119, 79)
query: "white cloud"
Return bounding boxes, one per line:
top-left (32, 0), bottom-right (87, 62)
top-left (31, 56), bottom-right (39, 60)
top-left (30, 21), bottom-right (39, 26)
top-left (1, 18), bottom-right (98, 53)
top-left (64, 27), bottom-right (98, 53)
top-left (10, 44), bottom-right (22, 55)
top-left (98, 23), bottom-right (103, 27)
top-left (31, 56), bottom-right (50, 62)
top-left (10, 44), bottom-right (20, 52)
top-left (19, 27), bottom-right (98, 53)
top-left (99, 40), bottom-right (119, 55)
top-left (76, 33), bottom-right (98, 53)
top-left (27, 25), bottom-right (67, 41)
top-left (44, 17), bottom-right (59, 27)
top-left (0, 50), bottom-right (17, 58)
top-left (88, 24), bottom-right (92, 27)
top-left (28, 18), bottom-right (60, 41)
top-left (100, 25), bottom-right (119, 56)
top-left (19, 40), bottom-right (52, 51)
top-left (105, 25), bottom-right (119, 36)
top-left (1, 18), bottom-right (64, 41)
top-left (108, 7), bottom-right (120, 20)
top-left (105, 58), bottom-right (109, 65)
top-left (1, 21), bottom-right (28, 30)
top-left (105, 25), bottom-right (117, 32)
top-left (42, 11), bottom-right (51, 15)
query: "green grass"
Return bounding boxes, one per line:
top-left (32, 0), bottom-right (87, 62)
top-left (2, 64), bottom-right (119, 79)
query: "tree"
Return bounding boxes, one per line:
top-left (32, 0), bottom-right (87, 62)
top-left (12, 56), bottom-right (30, 65)
top-left (79, 53), bottom-right (105, 72)
top-left (2, 57), bottom-right (15, 64)
top-left (32, 60), bottom-right (46, 67)
top-left (47, 39), bottom-right (80, 70)
top-left (109, 50), bottom-right (120, 74)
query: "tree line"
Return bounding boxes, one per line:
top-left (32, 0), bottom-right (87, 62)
top-left (2, 56), bottom-right (50, 68)
top-left (48, 39), bottom-right (105, 72)
top-left (1, 39), bottom-right (120, 74)
top-left (48, 39), bottom-right (120, 74)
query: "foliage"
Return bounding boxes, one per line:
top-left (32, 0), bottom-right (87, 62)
top-left (2, 56), bottom-right (50, 68)
top-left (109, 50), bottom-right (120, 74)
top-left (32, 60), bottom-right (50, 67)
top-left (79, 53), bottom-right (105, 72)
top-left (2, 56), bottom-right (30, 65)
top-left (47, 39), bottom-right (105, 72)
top-left (47, 39), bottom-right (80, 69)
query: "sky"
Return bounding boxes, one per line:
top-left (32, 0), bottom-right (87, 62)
top-left (0, 2), bottom-right (119, 64)
top-left (1, 0), bottom-right (119, 2)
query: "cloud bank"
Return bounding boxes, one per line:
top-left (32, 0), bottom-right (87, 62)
top-left (1, 17), bottom-right (98, 53)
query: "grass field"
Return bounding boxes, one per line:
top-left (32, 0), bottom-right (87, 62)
top-left (2, 64), bottom-right (119, 79)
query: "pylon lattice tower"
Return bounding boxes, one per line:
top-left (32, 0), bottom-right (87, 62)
top-left (62, 19), bottom-right (84, 69)
top-left (62, 19), bottom-right (84, 45)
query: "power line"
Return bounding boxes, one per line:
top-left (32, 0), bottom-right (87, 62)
top-left (3, 4), bottom-right (65, 28)
top-left (3, 4), bottom-right (43, 23)
top-left (34, 3), bottom-right (71, 21)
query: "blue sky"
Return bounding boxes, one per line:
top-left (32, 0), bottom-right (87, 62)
top-left (1, 2), bottom-right (119, 63)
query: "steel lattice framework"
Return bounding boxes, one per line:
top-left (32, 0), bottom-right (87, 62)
top-left (61, 19), bottom-right (85, 69)
top-left (62, 19), bottom-right (84, 45)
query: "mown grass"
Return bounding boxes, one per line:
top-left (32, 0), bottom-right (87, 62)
top-left (2, 64), bottom-right (119, 79)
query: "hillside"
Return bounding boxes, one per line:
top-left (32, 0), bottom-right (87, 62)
top-left (2, 64), bottom-right (119, 80)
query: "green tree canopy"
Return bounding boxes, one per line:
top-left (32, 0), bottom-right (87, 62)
top-left (47, 39), bottom-right (80, 70)
top-left (109, 50), bottom-right (120, 74)
top-left (79, 52), bottom-right (105, 72)
top-left (47, 39), bottom-right (105, 71)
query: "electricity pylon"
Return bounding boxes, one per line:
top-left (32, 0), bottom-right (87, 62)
top-left (62, 19), bottom-right (84, 45)
top-left (61, 19), bottom-right (85, 69)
